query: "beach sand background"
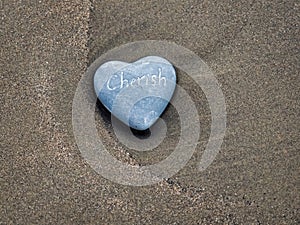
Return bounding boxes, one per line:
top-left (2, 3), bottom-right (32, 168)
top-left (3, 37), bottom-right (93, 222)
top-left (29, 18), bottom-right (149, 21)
top-left (1, 0), bottom-right (299, 224)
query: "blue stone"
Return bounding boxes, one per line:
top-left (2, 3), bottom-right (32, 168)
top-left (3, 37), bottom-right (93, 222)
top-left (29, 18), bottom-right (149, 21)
top-left (94, 56), bottom-right (176, 130)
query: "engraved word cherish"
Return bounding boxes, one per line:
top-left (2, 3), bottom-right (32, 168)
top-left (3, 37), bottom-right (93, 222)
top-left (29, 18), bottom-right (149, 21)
top-left (106, 68), bottom-right (167, 91)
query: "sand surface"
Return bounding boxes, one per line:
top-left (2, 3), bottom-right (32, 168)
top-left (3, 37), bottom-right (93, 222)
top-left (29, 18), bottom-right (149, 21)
top-left (1, 0), bottom-right (299, 224)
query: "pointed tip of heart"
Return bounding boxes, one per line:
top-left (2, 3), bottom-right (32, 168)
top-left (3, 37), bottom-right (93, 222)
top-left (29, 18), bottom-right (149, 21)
top-left (129, 110), bottom-right (159, 130)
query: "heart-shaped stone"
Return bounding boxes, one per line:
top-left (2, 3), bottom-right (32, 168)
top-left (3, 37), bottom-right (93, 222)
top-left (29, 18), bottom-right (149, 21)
top-left (94, 56), bottom-right (176, 130)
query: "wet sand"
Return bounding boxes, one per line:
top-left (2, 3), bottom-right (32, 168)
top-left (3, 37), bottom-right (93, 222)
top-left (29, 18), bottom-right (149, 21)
top-left (1, 0), bottom-right (299, 224)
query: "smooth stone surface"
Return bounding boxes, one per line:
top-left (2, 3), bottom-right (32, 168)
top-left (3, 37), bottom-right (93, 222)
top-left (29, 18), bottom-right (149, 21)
top-left (94, 56), bottom-right (176, 130)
